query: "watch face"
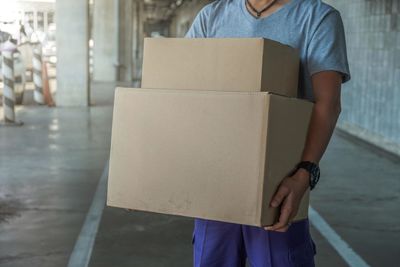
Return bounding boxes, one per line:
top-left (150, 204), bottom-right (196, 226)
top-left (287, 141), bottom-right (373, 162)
top-left (312, 165), bottom-right (320, 177)
top-left (310, 164), bottom-right (320, 189)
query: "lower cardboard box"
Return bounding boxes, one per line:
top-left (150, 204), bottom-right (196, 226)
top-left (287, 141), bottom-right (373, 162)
top-left (107, 88), bottom-right (313, 226)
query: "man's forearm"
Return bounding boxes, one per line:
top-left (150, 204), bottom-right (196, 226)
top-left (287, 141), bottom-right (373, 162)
top-left (301, 101), bottom-right (341, 164)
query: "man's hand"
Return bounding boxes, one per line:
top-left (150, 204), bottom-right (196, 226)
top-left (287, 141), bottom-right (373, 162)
top-left (264, 169), bottom-right (310, 232)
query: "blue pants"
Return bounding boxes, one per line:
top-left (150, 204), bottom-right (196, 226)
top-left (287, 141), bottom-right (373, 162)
top-left (192, 218), bottom-right (316, 267)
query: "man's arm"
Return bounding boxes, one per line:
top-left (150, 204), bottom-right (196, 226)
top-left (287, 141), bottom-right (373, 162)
top-left (265, 70), bottom-right (343, 232)
top-left (301, 71), bottom-right (342, 163)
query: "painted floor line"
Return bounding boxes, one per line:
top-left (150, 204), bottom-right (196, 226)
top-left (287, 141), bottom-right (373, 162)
top-left (67, 161), bottom-right (109, 267)
top-left (309, 206), bottom-right (370, 267)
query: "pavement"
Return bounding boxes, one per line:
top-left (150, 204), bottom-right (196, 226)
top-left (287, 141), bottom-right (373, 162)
top-left (0, 82), bottom-right (399, 267)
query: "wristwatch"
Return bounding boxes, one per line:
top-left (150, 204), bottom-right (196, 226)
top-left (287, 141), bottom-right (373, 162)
top-left (296, 161), bottom-right (320, 190)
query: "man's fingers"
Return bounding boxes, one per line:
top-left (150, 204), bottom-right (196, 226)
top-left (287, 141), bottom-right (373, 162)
top-left (275, 225), bottom-right (290, 232)
top-left (264, 224), bottom-right (290, 232)
top-left (270, 184), bottom-right (290, 208)
top-left (265, 196), bottom-right (293, 231)
top-left (274, 207), bottom-right (291, 230)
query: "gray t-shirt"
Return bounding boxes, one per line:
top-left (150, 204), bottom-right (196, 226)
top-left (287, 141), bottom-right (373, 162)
top-left (185, 0), bottom-right (351, 101)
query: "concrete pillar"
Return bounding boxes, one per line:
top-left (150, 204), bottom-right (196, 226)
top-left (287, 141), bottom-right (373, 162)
top-left (43, 11), bottom-right (47, 32)
top-left (132, 0), bottom-right (139, 83)
top-left (117, 0), bottom-right (134, 82)
top-left (132, 0), bottom-right (139, 82)
top-left (33, 10), bottom-right (38, 31)
top-left (114, 0), bottom-right (121, 81)
top-left (56, 0), bottom-right (90, 106)
top-left (133, 0), bottom-right (145, 85)
top-left (92, 0), bottom-right (117, 82)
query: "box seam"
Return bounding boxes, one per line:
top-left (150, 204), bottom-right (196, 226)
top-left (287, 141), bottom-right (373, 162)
top-left (256, 94), bottom-right (269, 226)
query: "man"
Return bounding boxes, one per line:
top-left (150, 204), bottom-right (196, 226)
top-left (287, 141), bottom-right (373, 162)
top-left (185, 0), bottom-right (350, 266)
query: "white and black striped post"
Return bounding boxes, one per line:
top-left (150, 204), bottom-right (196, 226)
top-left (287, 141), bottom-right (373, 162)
top-left (33, 44), bottom-right (44, 105)
top-left (1, 41), bottom-right (23, 126)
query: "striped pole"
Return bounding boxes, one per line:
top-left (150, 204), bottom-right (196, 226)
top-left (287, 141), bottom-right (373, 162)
top-left (33, 45), bottom-right (44, 105)
top-left (14, 51), bottom-right (26, 105)
top-left (1, 50), bottom-right (16, 123)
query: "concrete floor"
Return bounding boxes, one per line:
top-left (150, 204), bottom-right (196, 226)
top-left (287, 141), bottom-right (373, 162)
top-left (0, 83), bottom-right (399, 267)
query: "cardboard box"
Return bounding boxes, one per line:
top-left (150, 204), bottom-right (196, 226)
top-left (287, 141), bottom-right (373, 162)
top-left (141, 38), bottom-right (299, 98)
top-left (108, 88), bottom-right (313, 226)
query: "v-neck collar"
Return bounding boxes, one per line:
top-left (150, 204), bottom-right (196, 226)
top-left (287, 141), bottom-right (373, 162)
top-left (240, 0), bottom-right (299, 23)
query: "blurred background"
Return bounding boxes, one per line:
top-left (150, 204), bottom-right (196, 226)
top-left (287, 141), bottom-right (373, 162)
top-left (0, 0), bottom-right (399, 267)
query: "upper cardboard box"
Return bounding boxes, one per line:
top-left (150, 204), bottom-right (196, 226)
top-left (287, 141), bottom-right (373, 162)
top-left (141, 38), bottom-right (299, 98)
top-left (108, 88), bottom-right (312, 226)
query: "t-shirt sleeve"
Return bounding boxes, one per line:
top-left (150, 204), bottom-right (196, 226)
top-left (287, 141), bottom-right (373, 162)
top-left (185, 6), bottom-right (209, 38)
top-left (307, 10), bottom-right (351, 83)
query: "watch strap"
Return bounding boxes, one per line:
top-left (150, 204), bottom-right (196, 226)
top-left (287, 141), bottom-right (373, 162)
top-left (296, 161), bottom-right (320, 190)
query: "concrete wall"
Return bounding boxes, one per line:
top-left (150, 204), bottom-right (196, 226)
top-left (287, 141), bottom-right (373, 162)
top-left (325, 0), bottom-right (400, 155)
